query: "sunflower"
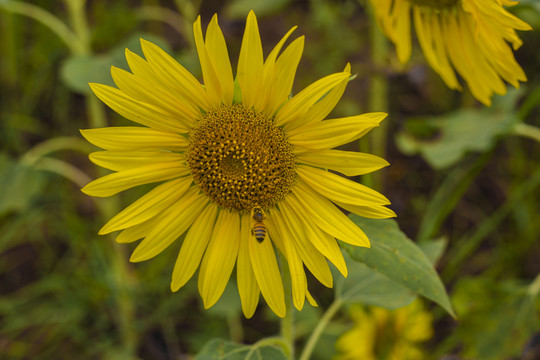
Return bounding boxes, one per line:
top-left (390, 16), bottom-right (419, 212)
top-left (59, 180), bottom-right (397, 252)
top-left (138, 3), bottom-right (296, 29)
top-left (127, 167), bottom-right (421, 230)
top-left (81, 11), bottom-right (395, 318)
top-left (370, 0), bottom-right (532, 106)
top-left (334, 301), bottom-right (433, 360)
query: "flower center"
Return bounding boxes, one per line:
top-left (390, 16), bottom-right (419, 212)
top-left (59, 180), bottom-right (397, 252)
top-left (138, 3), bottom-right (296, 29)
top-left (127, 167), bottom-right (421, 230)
top-left (408, 0), bottom-right (459, 8)
top-left (186, 104), bottom-right (296, 213)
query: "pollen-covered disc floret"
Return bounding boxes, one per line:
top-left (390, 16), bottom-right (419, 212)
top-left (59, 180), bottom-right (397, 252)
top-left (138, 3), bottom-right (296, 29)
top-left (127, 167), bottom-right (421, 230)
top-left (186, 104), bottom-right (296, 212)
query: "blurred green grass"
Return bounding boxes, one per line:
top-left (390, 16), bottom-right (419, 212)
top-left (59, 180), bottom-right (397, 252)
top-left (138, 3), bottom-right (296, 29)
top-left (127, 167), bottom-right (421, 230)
top-left (0, 0), bottom-right (539, 359)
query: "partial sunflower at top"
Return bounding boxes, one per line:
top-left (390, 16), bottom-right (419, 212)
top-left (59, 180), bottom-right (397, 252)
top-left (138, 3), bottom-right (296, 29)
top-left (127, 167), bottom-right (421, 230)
top-left (370, 0), bottom-right (532, 106)
top-left (80, 11), bottom-right (395, 318)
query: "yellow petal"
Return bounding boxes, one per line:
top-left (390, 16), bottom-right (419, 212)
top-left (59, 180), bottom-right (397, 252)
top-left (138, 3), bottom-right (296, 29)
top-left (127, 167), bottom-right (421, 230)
top-left (291, 63), bottom-right (351, 131)
top-left (171, 203), bottom-right (218, 291)
top-left (444, 14), bottom-right (500, 106)
top-left (395, 0), bottom-right (411, 63)
top-left (140, 38), bottom-right (210, 111)
top-left (431, 12), bottom-right (462, 90)
top-left (292, 182), bottom-right (370, 247)
top-left (414, 8), bottom-right (461, 90)
top-left (279, 199), bottom-right (334, 288)
top-left (89, 83), bottom-right (188, 133)
top-left (288, 113), bottom-right (386, 151)
top-left (81, 163), bottom-right (188, 197)
top-left (255, 26), bottom-right (297, 113)
top-left (80, 127), bottom-right (187, 151)
top-left (206, 14), bottom-right (234, 105)
top-left (89, 150), bottom-right (184, 172)
top-left (306, 289), bottom-right (318, 307)
top-left (115, 216), bottom-right (158, 243)
top-left (268, 210), bottom-right (306, 311)
top-left (333, 200), bottom-right (396, 219)
top-left (130, 187), bottom-right (207, 262)
top-left (286, 195), bottom-right (348, 277)
top-left (237, 214), bottom-right (260, 318)
top-left (99, 177), bottom-right (192, 235)
top-left (111, 66), bottom-right (196, 126)
top-left (199, 210), bottom-right (240, 309)
top-left (193, 16), bottom-right (222, 107)
top-left (297, 149), bottom-right (389, 177)
top-left (466, 0), bottom-right (531, 32)
top-left (249, 214), bottom-right (286, 317)
top-left (265, 36), bottom-right (304, 116)
top-left (237, 11), bottom-right (264, 108)
top-left (125, 49), bottom-right (200, 121)
top-left (297, 165), bottom-right (390, 206)
top-left (276, 72), bottom-right (350, 128)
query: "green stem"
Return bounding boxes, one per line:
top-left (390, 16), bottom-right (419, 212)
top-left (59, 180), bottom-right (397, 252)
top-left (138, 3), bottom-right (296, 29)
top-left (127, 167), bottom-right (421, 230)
top-left (136, 6), bottom-right (186, 36)
top-left (0, 1), bottom-right (81, 53)
top-left (280, 255), bottom-right (295, 360)
top-left (518, 84), bottom-right (540, 120)
top-left (21, 136), bottom-right (94, 166)
top-left (64, 0), bottom-right (90, 55)
top-left (173, 0), bottom-right (201, 48)
top-left (513, 123), bottom-right (540, 143)
top-left (228, 313), bottom-right (244, 344)
top-left (86, 94), bottom-right (107, 128)
top-left (33, 157), bottom-right (92, 188)
top-left (299, 299), bottom-right (343, 360)
top-left (1, 10), bottom-right (17, 87)
top-left (247, 337), bottom-right (290, 358)
top-left (366, 3), bottom-right (389, 192)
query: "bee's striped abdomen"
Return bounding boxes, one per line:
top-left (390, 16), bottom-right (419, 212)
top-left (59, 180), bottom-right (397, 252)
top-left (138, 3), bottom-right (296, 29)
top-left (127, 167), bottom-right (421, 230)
top-left (251, 222), bottom-right (266, 243)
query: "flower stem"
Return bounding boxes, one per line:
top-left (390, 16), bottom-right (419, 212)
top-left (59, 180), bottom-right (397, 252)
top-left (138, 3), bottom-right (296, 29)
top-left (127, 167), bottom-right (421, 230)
top-left (279, 254), bottom-right (295, 359)
top-left (86, 94), bottom-right (107, 129)
top-left (0, 1), bottom-right (81, 53)
top-left (367, 5), bottom-right (390, 192)
top-left (63, 0), bottom-right (137, 355)
top-left (173, 0), bottom-right (201, 48)
top-left (299, 298), bottom-right (343, 360)
top-left (64, 0), bottom-right (90, 55)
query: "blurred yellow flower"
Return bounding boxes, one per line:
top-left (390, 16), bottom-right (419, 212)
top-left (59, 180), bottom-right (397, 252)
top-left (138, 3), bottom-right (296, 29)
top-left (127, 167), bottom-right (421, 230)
top-left (370, 0), bottom-right (532, 106)
top-left (81, 11), bottom-right (395, 318)
top-left (335, 301), bottom-right (434, 360)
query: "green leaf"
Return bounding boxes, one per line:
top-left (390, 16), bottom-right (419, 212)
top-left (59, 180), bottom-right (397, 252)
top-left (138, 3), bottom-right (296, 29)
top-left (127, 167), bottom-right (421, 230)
top-left (334, 251), bottom-right (416, 310)
top-left (61, 55), bottom-right (114, 94)
top-left (345, 216), bottom-right (455, 317)
top-left (418, 237), bottom-right (447, 266)
top-left (195, 339), bottom-right (287, 360)
top-left (395, 89), bottom-right (521, 169)
top-left (60, 33), bottom-right (171, 94)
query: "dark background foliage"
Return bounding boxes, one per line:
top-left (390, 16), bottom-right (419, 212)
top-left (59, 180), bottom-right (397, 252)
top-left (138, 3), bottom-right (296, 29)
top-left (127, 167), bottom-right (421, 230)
top-left (0, 0), bottom-right (539, 359)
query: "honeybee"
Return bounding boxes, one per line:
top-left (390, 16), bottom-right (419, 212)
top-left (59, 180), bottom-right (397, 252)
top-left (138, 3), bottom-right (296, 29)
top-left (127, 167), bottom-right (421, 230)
top-left (251, 207), bottom-right (266, 243)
